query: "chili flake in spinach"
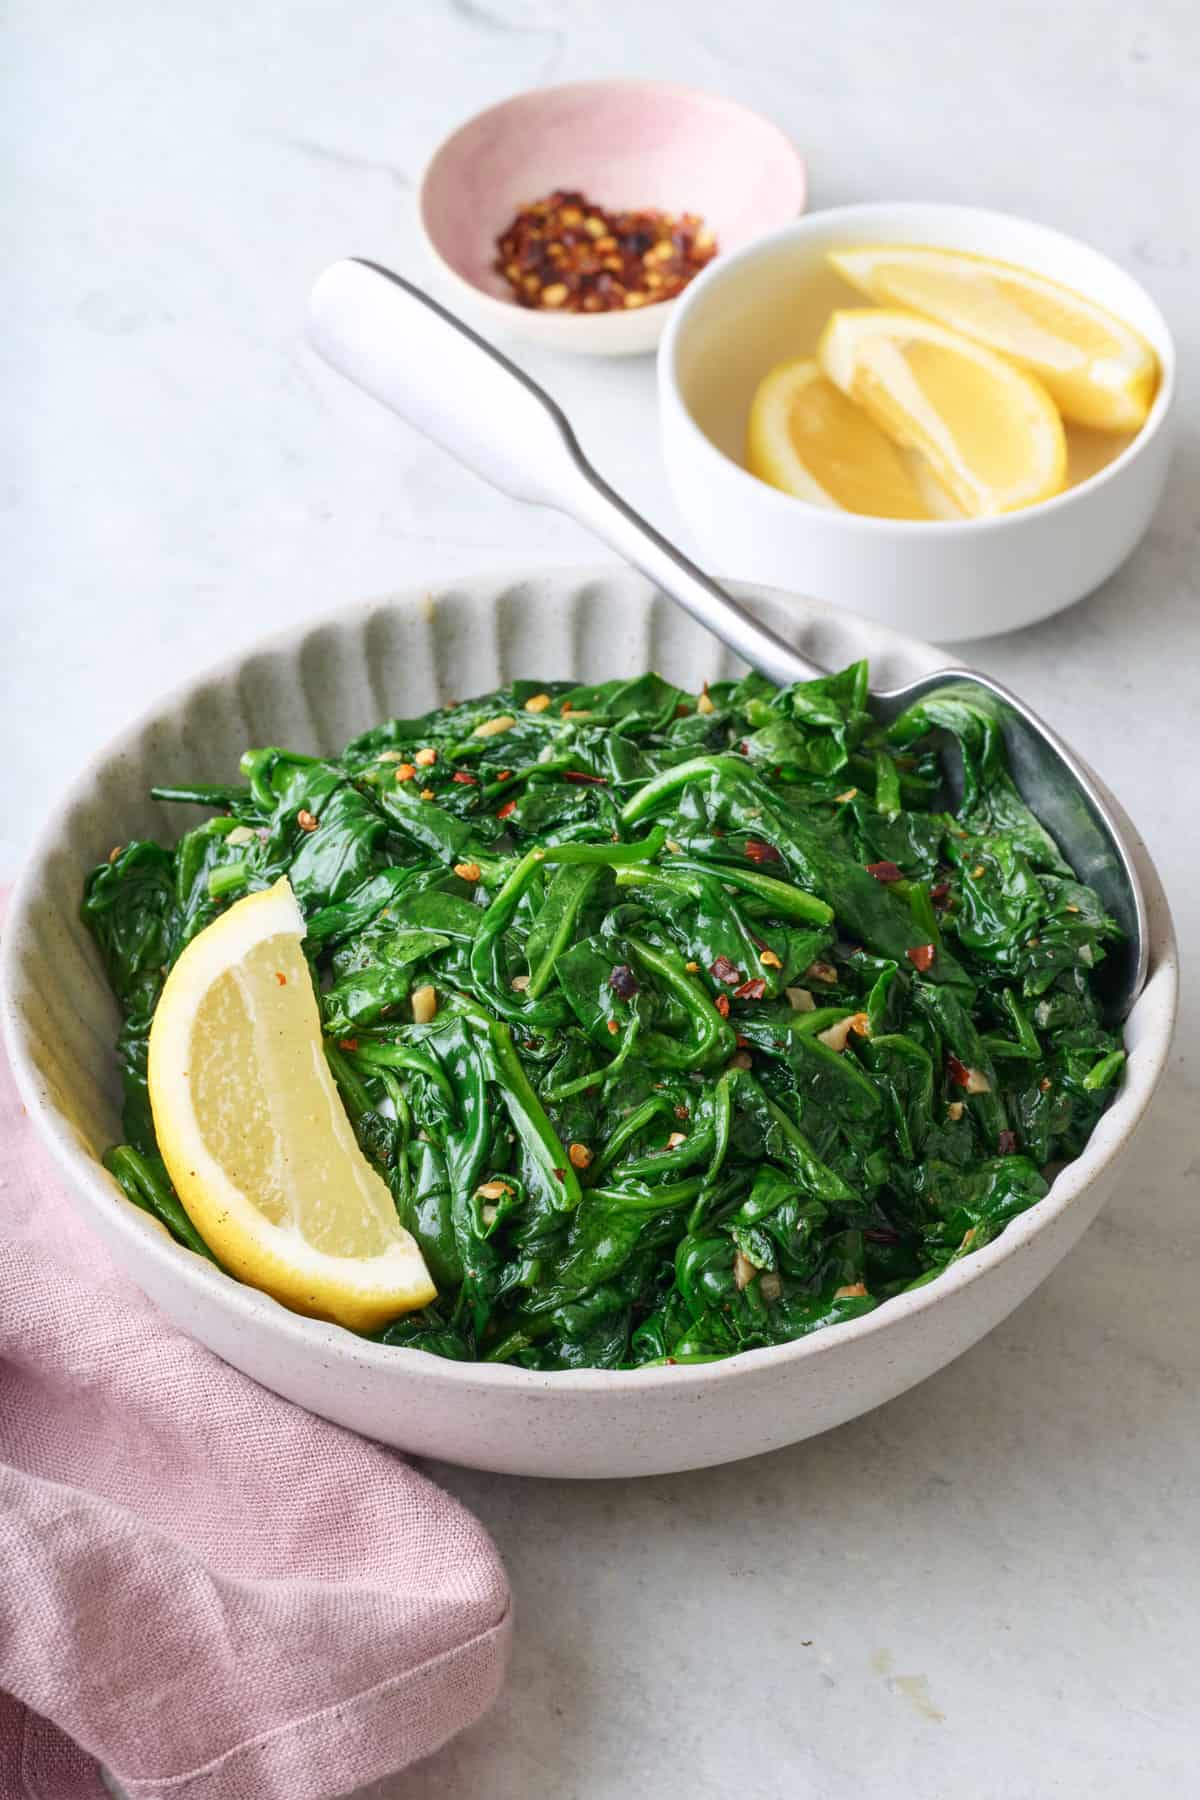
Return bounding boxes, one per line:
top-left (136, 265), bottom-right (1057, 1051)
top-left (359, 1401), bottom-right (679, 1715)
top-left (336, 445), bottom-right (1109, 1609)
top-left (83, 661), bottom-right (1126, 1370)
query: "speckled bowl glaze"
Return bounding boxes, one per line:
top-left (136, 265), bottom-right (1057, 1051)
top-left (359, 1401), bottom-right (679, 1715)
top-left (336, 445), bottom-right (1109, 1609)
top-left (1, 569), bottom-right (1177, 1477)
top-left (418, 81), bottom-right (806, 356)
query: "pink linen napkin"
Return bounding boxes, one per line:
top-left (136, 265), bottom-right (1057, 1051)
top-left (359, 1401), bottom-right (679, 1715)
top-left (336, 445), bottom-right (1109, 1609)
top-left (0, 902), bottom-right (512, 1800)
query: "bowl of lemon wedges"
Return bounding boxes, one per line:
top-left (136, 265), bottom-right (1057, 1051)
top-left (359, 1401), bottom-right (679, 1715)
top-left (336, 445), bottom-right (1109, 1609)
top-left (659, 202), bottom-right (1174, 640)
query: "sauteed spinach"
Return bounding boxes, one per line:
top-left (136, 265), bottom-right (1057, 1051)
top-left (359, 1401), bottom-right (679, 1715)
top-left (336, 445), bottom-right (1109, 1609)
top-left (83, 662), bottom-right (1126, 1369)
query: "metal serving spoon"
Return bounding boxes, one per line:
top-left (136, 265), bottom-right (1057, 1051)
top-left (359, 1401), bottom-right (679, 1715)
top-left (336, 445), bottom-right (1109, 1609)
top-left (308, 258), bottom-right (1147, 1018)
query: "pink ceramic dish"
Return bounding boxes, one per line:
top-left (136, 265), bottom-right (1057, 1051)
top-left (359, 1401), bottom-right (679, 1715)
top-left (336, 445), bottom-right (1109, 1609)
top-left (417, 80), bottom-right (806, 356)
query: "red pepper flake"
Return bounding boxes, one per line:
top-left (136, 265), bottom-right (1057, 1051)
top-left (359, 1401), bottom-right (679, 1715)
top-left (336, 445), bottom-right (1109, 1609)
top-left (735, 1035), bottom-right (750, 1048)
top-left (947, 1053), bottom-right (971, 1088)
top-left (805, 961), bottom-right (839, 985)
top-left (496, 799), bottom-right (517, 820)
top-left (734, 977), bottom-right (767, 1000)
top-left (338, 1037), bottom-right (359, 1051)
top-left (608, 963), bottom-right (639, 1000)
top-left (997, 1129), bottom-right (1019, 1155)
top-left (497, 769), bottom-right (513, 781)
top-left (451, 771), bottom-right (478, 786)
top-left (866, 860), bottom-right (903, 883)
top-left (744, 838), bottom-right (783, 865)
top-left (606, 1018), bottom-right (619, 1035)
top-left (563, 770), bottom-right (608, 785)
top-left (274, 972), bottom-right (287, 986)
top-left (494, 190), bottom-right (717, 314)
top-left (906, 944), bottom-right (935, 972)
top-left (675, 702), bottom-right (690, 718)
top-left (737, 741), bottom-right (751, 756)
top-left (553, 1167), bottom-right (566, 1182)
top-left (714, 994), bottom-right (731, 1019)
top-left (929, 880), bottom-right (952, 907)
top-left (709, 955), bottom-right (742, 985)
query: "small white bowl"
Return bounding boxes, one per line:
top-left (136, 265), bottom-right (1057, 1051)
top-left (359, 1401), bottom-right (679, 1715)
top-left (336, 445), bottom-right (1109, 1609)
top-left (0, 569), bottom-right (1177, 1477)
top-left (659, 203), bottom-right (1176, 640)
top-left (417, 80), bottom-right (806, 357)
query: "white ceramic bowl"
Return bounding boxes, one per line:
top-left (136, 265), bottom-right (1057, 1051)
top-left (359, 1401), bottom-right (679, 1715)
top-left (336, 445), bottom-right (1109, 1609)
top-left (418, 81), bottom-right (806, 357)
top-left (659, 203), bottom-right (1176, 641)
top-left (1, 568), bottom-right (1177, 1477)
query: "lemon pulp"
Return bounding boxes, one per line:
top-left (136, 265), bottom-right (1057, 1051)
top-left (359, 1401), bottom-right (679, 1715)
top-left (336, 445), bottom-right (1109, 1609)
top-left (148, 878), bottom-right (435, 1330)
top-left (818, 309), bottom-right (1068, 518)
top-left (830, 244), bottom-right (1158, 431)
top-left (746, 357), bottom-right (935, 519)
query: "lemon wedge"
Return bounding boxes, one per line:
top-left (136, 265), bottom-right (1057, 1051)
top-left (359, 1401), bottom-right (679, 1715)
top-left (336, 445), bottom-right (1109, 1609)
top-left (147, 876), bottom-right (435, 1331)
top-left (817, 309), bottom-right (1067, 518)
top-left (829, 245), bottom-right (1158, 432)
top-left (746, 357), bottom-right (935, 519)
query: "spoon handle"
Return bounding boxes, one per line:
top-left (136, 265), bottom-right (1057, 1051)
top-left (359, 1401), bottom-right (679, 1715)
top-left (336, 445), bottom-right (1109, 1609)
top-left (308, 259), bottom-right (823, 688)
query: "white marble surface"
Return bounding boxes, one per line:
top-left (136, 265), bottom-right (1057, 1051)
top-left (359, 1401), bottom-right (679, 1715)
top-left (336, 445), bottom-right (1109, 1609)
top-left (6, 2), bottom-right (1199, 1795)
